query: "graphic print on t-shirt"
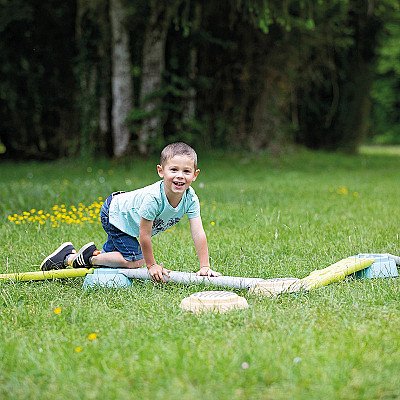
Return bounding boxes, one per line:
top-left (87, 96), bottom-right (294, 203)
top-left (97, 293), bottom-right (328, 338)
top-left (152, 217), bottom-right (181, 235)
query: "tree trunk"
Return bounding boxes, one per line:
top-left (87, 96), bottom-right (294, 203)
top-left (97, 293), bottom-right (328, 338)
top-left (182, 2), bottom-right (202, 123)
top-left (137, 2), bottom-right (173, 155)
top-left (250, 72), bottom-right (291, 153)
top-left (110, 0), bottom-right (133, 158)
top-left (76, 0), bottom-right (111, 158)
top-left (98, 0), bottom-right (112, 156)
top-left (333, 1), bottom-right (382, 152)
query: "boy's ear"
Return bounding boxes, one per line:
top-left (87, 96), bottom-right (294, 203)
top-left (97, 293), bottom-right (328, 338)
top-left (157, 164), bottom-right (163, 178)
top-left (192, 168), bottom-right (200, 181)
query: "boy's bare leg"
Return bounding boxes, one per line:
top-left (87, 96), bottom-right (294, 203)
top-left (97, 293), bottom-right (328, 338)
top-left (91, 252), bottom-right (145, 269)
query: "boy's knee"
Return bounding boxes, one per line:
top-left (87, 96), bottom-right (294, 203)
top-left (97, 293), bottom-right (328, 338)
top-left (126, 258), bottom-right (145, 269)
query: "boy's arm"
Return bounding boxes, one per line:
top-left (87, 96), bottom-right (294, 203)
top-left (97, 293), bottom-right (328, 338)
top-left (139, 217), bottom-right (169, 282)
top-left (189, 217), bottom-right (220, 277)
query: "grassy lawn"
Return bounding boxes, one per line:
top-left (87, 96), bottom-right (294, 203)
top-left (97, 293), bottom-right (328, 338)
top-left (1, 146), bottom-right (399, 400)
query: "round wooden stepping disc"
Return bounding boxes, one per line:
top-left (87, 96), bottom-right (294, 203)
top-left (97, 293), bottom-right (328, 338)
top-left (180, 290), bottom-right (249, 313)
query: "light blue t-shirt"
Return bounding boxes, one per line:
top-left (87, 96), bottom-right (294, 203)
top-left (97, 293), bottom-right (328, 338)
top-left (108, 180), bottom-right (200, 238)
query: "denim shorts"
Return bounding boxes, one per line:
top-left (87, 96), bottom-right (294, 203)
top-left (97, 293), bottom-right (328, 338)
top-left (100, 192), bottom-right (143, 262)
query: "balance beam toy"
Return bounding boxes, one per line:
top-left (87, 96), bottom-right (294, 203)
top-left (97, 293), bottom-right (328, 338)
top-left (0, 268), bottom-right (93, 282)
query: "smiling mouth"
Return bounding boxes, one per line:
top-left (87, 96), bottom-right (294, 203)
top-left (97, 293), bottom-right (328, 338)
top-left (173, 181), bottom-right (185, 187)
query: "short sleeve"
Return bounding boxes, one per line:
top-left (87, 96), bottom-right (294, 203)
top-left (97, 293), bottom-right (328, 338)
top-left (186, 192), bottom-right (200, 219)
top-left (137, 195), bottom-right (160, 221)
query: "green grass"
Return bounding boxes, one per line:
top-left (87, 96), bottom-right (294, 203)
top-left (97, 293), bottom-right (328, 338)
top-left (1, 146), bottom-right (399, 400)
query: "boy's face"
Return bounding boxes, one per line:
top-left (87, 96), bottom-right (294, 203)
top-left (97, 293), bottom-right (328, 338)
top-left (157, 155), bottom-right (200, 199)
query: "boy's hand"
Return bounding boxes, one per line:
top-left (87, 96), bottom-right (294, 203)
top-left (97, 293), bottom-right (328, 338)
top-left (196, 266), bottom-right (221, 277)
top-left (148, 263), bottom-right (170, 283)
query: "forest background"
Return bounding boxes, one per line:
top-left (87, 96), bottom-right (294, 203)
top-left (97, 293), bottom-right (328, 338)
top-left (0, 0), bottom-right (399, 160)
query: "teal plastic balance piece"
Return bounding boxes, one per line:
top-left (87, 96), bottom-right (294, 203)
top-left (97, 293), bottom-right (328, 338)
top-left (355, 254), bottom-right (399, 279)
top-left (83, 268), bottom-right (132, 289)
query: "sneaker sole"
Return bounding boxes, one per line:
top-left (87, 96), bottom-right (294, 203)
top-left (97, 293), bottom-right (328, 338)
top-left (40, 242), bottom-right (74, 270)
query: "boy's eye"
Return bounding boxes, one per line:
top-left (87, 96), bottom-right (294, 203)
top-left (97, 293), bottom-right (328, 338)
top-left (169, 167), bottom-right (192, 173)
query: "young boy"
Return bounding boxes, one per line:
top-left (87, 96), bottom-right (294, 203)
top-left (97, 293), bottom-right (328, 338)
top-left (40, 142), bottom-right (220, 282)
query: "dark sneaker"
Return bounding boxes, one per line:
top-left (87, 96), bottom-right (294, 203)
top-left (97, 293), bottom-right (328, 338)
top-left (40, 242), bottom-right (75, 271)
top-left (72, 242), bottom-right (97, 268)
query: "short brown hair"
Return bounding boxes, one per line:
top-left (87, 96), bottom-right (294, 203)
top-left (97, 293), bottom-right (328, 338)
top-left (160, 142), bottom-right (198, 168)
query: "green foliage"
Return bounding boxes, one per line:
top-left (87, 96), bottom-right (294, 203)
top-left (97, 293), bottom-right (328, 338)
top-left (238, 0), bottom-right (324, 33)
top-left (1, 149), bottom-right (400, 398)
top-left (0, 0), bottom-right (399, 158)
top-left (371, 21), bottom-right (400, 144)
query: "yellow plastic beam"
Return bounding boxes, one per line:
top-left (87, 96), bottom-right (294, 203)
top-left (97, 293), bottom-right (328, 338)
top-left (300, 257), bottom-right (375, 290)
top-left (0, 268), bottom-right (93, 282)
top-left (251, 256), bottom-right (375, 296)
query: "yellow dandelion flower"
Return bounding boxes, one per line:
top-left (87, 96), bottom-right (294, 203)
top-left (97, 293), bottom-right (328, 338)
top-left (53, 307), bottom-right (62, 315)
top-left (336, 186), bottom-right (349, 195)
top-left (210, 221), bottom-right (216, 226)
top-left (87, 332), bottom-right (98, 341)
top-left (74, 346), bottom-right (83, 353)
top-left (10, 198), bottom-right (105, 227)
